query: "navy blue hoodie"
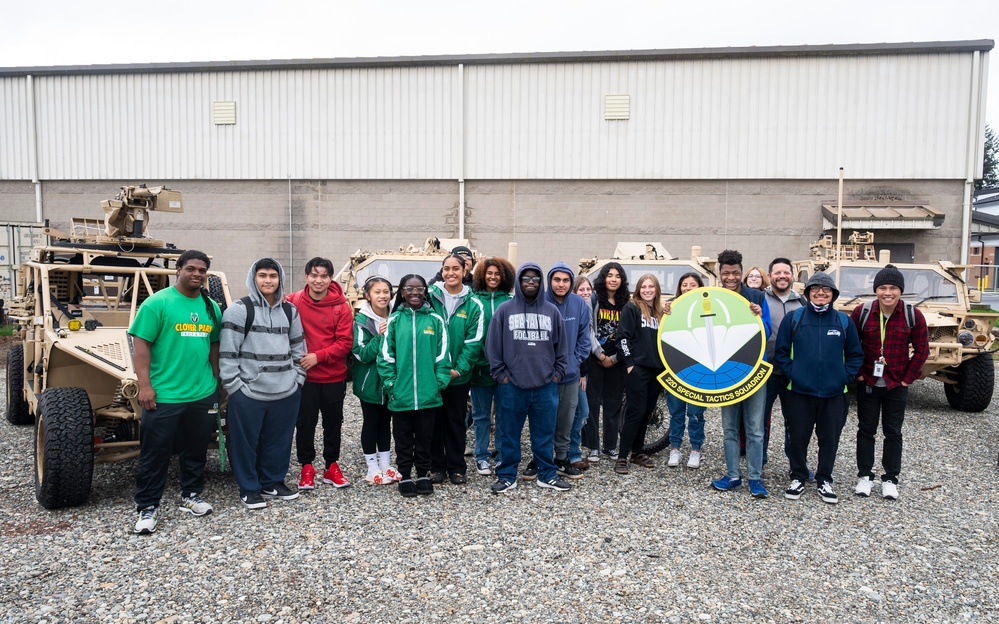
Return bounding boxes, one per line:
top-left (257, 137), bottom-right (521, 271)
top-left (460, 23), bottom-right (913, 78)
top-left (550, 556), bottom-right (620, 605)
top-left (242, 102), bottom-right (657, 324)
top-left (486, 262), bottom-right (568, 389)
top-left (544, 262), bottom-right (591, 385)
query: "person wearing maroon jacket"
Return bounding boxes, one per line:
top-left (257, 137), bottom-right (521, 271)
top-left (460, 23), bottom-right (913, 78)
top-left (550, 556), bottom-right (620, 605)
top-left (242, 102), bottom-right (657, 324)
top-left (287, 257), bottom-right (355, 489)
top-left (850, 264), bottom-right (929, 501)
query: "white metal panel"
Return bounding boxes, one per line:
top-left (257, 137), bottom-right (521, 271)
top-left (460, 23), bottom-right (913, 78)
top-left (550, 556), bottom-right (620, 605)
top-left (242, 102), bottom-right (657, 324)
top-left (0, 77), bottom-right (32, 179)
top-left (464, 53), bottom-right (981, 179)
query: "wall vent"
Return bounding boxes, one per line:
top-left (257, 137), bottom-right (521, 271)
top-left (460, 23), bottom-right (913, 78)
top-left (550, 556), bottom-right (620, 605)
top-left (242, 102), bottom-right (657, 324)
top-left (604, 94), bottom-right (630, 120)
top-left (213, 101), bottom-right (236, 125)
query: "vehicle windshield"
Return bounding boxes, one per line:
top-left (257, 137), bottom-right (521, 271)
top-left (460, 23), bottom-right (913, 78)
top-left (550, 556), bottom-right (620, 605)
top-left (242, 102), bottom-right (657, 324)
top-left (615, 263), bottom-right (710, 296)
top-left (352, 258), bottom-right (445, 290)
top-left (832, 266), bottom-right (959, 303)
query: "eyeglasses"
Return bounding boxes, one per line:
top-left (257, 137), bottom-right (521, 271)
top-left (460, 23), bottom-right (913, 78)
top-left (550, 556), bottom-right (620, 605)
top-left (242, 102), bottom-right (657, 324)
top-left (402, 286), bottom-right (427, 294)
top-left (520, 276), bottom-right (542, 284)
top-left (812, 286), bottom-right (833, 294)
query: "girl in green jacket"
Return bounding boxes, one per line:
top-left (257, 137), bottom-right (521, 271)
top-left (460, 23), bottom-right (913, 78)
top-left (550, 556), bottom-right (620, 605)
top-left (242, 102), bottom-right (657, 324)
top-left (426, 254), bottom-right (484, 485)
top-left (377, 274), bottom-right (452, 497)
top-left (468, 257), bottom-right (516, 475)
top-left (352, 276), bottom-right (401, 485)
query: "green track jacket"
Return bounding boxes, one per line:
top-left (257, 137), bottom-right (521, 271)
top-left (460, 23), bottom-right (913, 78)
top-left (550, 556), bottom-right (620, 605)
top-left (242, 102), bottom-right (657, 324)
top-left (377, 303), bottom-right (452, 411)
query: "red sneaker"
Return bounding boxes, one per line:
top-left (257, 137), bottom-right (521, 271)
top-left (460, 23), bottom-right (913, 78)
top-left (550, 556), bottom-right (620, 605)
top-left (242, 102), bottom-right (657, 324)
top-left (298, 464), bottom-right (316, 490)
top-left (322, 462), bottom-right (351, 488)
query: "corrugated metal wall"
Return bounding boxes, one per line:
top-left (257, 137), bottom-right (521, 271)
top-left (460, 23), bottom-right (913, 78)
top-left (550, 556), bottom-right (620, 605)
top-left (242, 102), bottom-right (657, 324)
top-left (0, 51), bottom-right (985, 181)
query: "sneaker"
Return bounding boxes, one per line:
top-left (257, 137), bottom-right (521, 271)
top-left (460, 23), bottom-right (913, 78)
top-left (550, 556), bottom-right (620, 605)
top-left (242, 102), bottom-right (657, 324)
top-left (748, 479), bottom-right (768, 499)
top-left (133, 506), bottom-right (158, 534)
top-left (449, 473), bottom-right (467, 485)
top-left (322, 462), bottom-right (351, 488)
top-left (784, 479), bottom-right (805, 500)
top-left (298, 464), bottom-right (316, 490)
top-left (602, 449), bottom-right (619, 461)
top-left (687, 450), bottom-right (702, 469)
top-left (571, 459), bottom-right (590, 471)
top-left (428, 471), bottom-right (446, 485)
top-left (667, 449), bottom-right (682, 468)
top-left (178, 494), bottom-right (213, 517)
top-left (711, 476), bottom-right (742, 491)
top-left (855, 476), bottom-right (872, 498)
top-left (261, 483), bottom-right (300, 501)
top-left (807, 469), bottom-right (816, 483)
top-left (240, 492), bottom-right (267, 510)
top-left (556, 460), bottom-right (585, 480)
top-left (383, 467), bottom-right (402, 482)
top-left (537, 476), bottom-right (571, 491)
top-left (365, 472), bottom-right (390, 485)
top-left (588, 449), bottom-right (601, 463)
top-left (521, 461), bottom-right (538, 482)
top-left (817, 481), bottom-right (838, 504)
top-left (416, 477), bottom-right (434, 496)
top-left (613, 459), bottom-right (629, 475)
top-left (491, 479), bottom-right (517, 494)
top-left (476, 460), bottom-right (492, 475)
top-left (399, 479), bottom-right (418, 498)
top-left (882, 481), bottom-right (899, 500)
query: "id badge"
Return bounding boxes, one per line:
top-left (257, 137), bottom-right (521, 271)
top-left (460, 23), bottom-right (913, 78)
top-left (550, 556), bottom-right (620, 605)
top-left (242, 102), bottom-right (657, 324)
top-left (872, 358), bottom-right (885, 378)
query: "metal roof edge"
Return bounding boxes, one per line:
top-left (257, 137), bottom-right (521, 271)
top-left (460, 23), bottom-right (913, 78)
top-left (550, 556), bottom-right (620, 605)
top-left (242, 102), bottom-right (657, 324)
top-left (0, 40), bottom-right (993, 77)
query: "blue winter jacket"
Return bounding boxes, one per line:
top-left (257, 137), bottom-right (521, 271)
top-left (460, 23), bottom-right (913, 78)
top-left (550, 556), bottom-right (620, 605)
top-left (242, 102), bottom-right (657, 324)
top-left (773, 303), bottom-right (864, 398)
top-left (544, 262), bottom-right (591, 385)
top-left (486, 262), bottom-right (568, 389)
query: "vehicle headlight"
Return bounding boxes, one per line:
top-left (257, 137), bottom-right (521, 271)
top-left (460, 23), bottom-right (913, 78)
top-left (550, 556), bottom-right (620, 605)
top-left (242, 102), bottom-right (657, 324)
top-left (958, 331), bottom-right (974, 346)
top-left (964, 319), bottom-right (976, 329)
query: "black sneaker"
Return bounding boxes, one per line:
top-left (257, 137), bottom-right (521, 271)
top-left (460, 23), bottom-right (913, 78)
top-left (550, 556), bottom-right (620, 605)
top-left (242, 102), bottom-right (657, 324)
top-left (429, 471), bottom-right (446, 485)
top-left (261, 483), bottom-right (300, 501)
top-left (449, 473), bottom-right (467, 485)
top-left (537, 476), bottom-right (571, 491)
top-left (240, 492), bottom-right (267, 510)
top-left (817, 481), bottom-right (839, 504)
top-left (398, 479), bottom-right (418, 498)
top-left (521, 460), bottom-right (538, 481)
top-left (416, 477), bottom-right (434, 496)
top-left (491, 479), bottom-right (517, 494)
top-left (556, 460), bottom-right (584, 480)
top-left (784, 479), bottom-right (805, 500)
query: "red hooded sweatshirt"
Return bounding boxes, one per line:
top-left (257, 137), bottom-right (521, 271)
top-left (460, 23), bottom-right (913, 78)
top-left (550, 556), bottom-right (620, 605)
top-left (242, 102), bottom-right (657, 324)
top-left (287, 282), bottom-right (354, 383)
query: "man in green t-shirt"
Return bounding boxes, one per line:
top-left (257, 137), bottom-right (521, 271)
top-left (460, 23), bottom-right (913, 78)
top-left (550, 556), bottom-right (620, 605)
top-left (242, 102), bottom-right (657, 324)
top-left (128, 250), bottom-right (222, 534)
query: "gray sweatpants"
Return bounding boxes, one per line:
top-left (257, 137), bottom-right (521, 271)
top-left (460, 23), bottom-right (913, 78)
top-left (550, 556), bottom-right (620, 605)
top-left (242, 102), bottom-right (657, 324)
top-left (554, 381), bottom-right (580, 460)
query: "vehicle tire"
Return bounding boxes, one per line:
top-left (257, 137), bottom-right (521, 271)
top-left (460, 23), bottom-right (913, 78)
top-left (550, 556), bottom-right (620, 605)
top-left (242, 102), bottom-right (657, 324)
top-left (642, 391), bottom-right (671, 455)
top-left (207, 275), bottom-right (228, 315)
top-left (5, 344), bottom-right (32, 425)
top-left (34, 386), bottom-right (94, 509)
top-left (944, 354), bottom-right (995, 413)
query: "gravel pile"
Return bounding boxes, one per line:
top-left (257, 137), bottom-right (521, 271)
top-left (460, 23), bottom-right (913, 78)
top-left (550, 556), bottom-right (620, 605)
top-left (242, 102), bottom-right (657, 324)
top-left (0, 365), bottom-right (997, 623)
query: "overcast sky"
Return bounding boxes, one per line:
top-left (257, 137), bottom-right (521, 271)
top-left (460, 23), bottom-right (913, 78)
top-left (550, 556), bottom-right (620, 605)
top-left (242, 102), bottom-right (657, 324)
top-left (2, 0), bottom-right (996, 130)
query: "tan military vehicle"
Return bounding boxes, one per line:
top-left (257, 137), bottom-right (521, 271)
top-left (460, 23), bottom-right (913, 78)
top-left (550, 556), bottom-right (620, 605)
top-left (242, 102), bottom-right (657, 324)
top-left (4, 185), bottom-right (232, 509)
top-left (794, 232), bottom-right (997, 412)
top-left (578, 243), bottom-right (719, 455)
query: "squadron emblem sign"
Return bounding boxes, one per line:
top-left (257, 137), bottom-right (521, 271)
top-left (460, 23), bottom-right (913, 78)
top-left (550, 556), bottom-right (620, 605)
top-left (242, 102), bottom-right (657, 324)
top-left (657, 287), bottom-right (772, 407)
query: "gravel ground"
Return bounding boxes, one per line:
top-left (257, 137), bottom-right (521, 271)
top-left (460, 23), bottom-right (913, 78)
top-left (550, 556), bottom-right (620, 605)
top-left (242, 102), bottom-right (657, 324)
top-left (1, 365), bottom-right (998, 624)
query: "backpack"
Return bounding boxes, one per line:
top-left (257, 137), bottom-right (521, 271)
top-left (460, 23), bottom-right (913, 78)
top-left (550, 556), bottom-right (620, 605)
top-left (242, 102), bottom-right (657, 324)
top-left (239, 296), bottom-right (293, 337)
top-left (856, 300), bottom-right (915, 332)
top-left (788, 305), bottom-right (849, 342)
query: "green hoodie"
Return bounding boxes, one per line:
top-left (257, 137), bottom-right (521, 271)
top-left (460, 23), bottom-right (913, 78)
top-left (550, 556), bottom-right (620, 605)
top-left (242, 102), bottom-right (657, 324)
top-left (351, 302), bottom-right (388, 405)
top-left (469, 289), bottom-right (512, 386)
top-left (377, 302), bottom-right (452, 411)
top-left (426, 283), bottom-right (484, 386)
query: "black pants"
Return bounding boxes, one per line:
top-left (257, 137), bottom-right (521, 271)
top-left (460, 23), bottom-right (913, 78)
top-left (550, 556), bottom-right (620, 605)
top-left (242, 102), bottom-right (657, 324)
top-left (583, 357), bottom-right (625, 452)
top-left (360, 400), bottom-right (392, 454)
top-left (856, 382), bottom-right (908, 483)
top-left (296, 380), bottom-right (346, 467)
top-left (432, 382), bottom-right (470, 475)
top-left (393, 408), bottom-right (435, 480)
top-left (134, 390), bottom-right (218, 510)
top-left (784, 391), bottom-right (847, 485)
top-left (618, 365), bottom-right (662, 459)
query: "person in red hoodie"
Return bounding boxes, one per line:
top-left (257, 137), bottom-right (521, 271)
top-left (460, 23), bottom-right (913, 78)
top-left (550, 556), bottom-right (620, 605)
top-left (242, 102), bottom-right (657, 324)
top-left (287, 257), bottom-right (355, 489)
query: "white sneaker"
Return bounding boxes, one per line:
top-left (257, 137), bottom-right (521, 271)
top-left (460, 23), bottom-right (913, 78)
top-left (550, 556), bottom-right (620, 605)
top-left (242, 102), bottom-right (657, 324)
top-left (134, 506), bottom-right (158, 534)
top-left (178, 494), bottom-right (213, 517)
top-left (588, 449), bottom-right (600, 463)
top-left (882, 481), bottom-right (899, 500)
top-left (476, 460), bottom-right (492, 475)
top-left (687, 450), bottom-right (701, 469)
top-left (854, 476), bottom-right (872, 497)
top-left (667, 449), bottom-right (682, 468)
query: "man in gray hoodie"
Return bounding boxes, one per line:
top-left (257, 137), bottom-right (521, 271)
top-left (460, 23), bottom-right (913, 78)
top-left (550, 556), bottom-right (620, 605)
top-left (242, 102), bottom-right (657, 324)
top-left (220, 258), bottom-right (307, 509)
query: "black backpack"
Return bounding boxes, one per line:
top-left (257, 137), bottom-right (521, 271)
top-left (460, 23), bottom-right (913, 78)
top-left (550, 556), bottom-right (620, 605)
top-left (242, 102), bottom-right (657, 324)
top-left (239, 296), bottom-right (293, 337)
top-left (856, 300), bottom-right (915, 333)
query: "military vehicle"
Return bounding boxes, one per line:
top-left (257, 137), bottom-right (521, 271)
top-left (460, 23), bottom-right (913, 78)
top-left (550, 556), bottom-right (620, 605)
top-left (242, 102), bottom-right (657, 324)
top-left (4, 185), bottom-right (232, 509)
top-left (793, 232), bottom-right (997, 412)
top-left (578, 243), bottom-right (719, 455)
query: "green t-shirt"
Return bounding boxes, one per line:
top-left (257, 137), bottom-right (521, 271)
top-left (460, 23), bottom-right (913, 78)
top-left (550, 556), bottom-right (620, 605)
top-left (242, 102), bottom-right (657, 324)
top-left (128, 287), bottom-right (222, 403)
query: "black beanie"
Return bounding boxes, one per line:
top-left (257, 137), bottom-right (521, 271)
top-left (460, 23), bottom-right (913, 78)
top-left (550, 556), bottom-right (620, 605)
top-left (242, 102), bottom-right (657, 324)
top-left (873, 264), bottom-right (904, 293)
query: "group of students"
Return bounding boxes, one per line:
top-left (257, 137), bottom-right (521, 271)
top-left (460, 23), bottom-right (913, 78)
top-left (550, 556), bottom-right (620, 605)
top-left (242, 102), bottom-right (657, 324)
top-left (127, 245), bottom-right (928, 533)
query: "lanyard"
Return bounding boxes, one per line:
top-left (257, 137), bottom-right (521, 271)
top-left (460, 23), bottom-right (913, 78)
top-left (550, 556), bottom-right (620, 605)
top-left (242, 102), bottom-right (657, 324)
top-left (879, 309), bottom-right (888, 358)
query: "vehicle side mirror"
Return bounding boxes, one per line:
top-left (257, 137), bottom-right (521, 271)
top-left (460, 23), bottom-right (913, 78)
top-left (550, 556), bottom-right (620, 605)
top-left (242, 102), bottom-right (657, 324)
top-left (968, 289), bottom-right (982, 304)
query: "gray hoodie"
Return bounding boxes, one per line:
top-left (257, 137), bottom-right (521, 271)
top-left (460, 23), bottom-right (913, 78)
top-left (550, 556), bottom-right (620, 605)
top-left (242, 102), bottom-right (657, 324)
top-left (763, 284), bottom-right (805, 375)
top-left (219, 258), bottom-right (307, 401)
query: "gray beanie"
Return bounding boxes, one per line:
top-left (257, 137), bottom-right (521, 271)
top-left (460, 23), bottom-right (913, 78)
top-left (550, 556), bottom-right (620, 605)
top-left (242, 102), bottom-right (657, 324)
top-left (804, 271), bottom-right (839, 302)
top-left (873, 264), bottom-right (905, 293)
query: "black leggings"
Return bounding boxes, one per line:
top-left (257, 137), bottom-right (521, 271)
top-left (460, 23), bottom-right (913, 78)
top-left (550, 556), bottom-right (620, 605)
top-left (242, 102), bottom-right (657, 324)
top-left (360, 401), bottom-right (392, 454)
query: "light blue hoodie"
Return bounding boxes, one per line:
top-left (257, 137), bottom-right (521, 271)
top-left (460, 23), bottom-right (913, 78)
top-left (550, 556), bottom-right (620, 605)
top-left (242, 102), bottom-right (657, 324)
top-left (544, 262), bottom-right (591, 385)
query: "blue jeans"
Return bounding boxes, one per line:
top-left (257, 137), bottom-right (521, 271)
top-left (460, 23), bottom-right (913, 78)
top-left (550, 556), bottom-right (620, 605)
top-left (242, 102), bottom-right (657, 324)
top-left (470, 385), bottom-right (497, 464)
top-left (495, 381), bottom-right (558, 483)
top-left (720, 387), bottom-right (766, 481)
top-left (666, 393), bottom-right (705, 451)
top-left (568, 382), bottom-right (589, 463)
top-left (228, 387), bottom-right (302, 496)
